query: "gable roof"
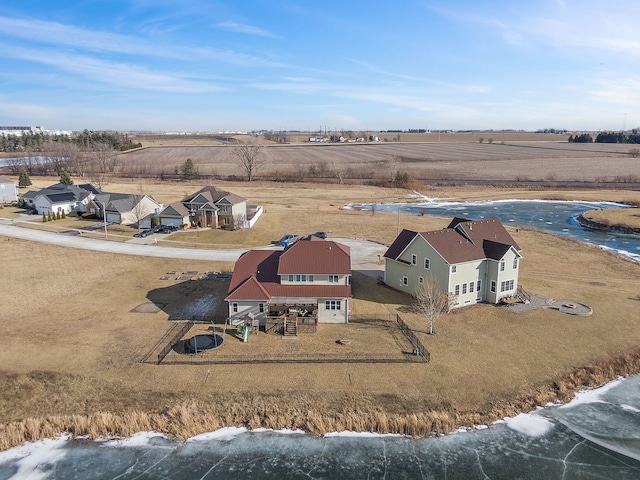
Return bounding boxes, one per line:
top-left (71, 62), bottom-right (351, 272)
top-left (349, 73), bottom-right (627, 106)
top-left (182, 185), bottom-right (246, 206)
top-left (95, 193), bottom-right (159, 213)
top-left (23, 183), bottom-right (99, 204)
top-left (159, 201), bottom-right (190, 217)
top-left (226, 241), bottom-right (352, 301)
top-left (277, 238), bottom-right (351, 275)
top-left (384, 218), bottom-right (520, 265)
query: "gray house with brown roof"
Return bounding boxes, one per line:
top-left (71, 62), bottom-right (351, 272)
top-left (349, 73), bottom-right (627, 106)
top-left (384, 218), bottom-right (522, 307)
top-left (225, 237), bottom-right (352, 334)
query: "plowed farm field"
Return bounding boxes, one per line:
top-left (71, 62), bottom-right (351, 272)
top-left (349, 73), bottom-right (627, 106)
top-left (118, 141), bottom-right (638, 182)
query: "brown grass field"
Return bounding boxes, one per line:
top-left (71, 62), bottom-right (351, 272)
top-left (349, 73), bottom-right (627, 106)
top-left (116, 140), bottom-right (639, 183)
top-left (1, 178), bottom-right (640, 449)
top-left (582, 207), bottom-right (640, 230)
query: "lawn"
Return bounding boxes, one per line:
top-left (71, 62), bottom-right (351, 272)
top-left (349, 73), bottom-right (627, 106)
top-left (1, 179), bottom-right (640, 448)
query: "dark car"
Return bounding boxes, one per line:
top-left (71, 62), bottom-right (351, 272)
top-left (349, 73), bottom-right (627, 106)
top-left (310, 231), bottom-right (327, 239)
top-left (159, 225), bottom-right (178, 234)
top-left (133, 229), bottom-right (152, 238)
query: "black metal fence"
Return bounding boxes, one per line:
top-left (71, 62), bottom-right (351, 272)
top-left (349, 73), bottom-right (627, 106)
top-left (161, 352), bottom-right (422, 365)
top-left (396, 314), bottom-right (431, 363)
top-left (157, 321), bottom-right (194, 364)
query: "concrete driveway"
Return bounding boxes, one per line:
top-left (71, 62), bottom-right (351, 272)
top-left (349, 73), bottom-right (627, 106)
top-left (0, 220), bottom-right (387, 274)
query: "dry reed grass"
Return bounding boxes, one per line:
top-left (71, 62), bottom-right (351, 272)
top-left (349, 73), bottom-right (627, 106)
top-left (4, 349), bottom-right (640, 450)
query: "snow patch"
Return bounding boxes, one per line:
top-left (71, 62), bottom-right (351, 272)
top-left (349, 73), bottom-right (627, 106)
top-left (559, 377), bottom-right (624, 409)
top-left (324, 431), bottom-right (405, 438)
top-left (101, 431), bottom-right (168, 447)
top-left (0, 436), bottom-right (70, 480)
top-left (187, 427), bottom-right (248, 442)
top-left (504, 414), bottom-right (554, 437)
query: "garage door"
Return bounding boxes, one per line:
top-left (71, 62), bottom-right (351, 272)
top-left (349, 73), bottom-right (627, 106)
top-left (161, 218), bottom-right (183, 227)
top-left (106, 213), bottom-right (120, 224)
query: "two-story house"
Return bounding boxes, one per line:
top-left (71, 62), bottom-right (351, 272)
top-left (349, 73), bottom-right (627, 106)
top-left (160, 185), bottom-right (250, 229)
top-left (384, 217), bottom-right (522, 307)
top-left (225, 236), bottom-right (352, 335)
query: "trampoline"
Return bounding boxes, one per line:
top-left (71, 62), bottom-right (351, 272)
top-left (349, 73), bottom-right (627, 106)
top-left (183, 334), bottom-right (224, 353)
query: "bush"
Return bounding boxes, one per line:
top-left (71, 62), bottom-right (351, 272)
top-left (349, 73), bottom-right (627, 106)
top-left (42, 212), bottom-right (47, 222)
top-left (61, 211), bottom-right (66, 219)
top-left (47, 212), bottom-right (52, 221)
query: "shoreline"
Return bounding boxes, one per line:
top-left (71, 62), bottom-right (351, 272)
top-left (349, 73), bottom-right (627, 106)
top-left (577, 213), bottom-right (640, 235)
top-left (3, 347), bottom-right (640, 451)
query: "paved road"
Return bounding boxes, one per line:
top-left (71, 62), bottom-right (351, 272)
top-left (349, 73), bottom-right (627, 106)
top-left (0, 219), bottom-right (387, 273)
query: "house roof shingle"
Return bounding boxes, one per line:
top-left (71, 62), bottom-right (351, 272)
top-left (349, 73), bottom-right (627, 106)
top-left (277, 238), bottom-right (351, 275)
top-left (226, 239), bottom-right (352, 301)
top-left (384, 218), bottom-right (520, 265)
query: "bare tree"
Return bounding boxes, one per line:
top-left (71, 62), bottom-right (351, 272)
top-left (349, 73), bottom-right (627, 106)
top-left (328, 160), bottom-right (344, 184)
top-left (387, 155), bottom-right (401, 183)
top-left (233, 212), bottom-right (247, 229)
top-left (413, 276), bottom-right (455, 334)
top-left (128, 194), bottom-right (151, 231)
top-left (232, 140), bottom-right (264, 181)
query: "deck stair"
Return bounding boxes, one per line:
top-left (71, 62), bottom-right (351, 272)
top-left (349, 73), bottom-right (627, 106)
top-left (515, 285), bottom-right (531, 304)
top-left (284, 314), bottom-right (298, 336)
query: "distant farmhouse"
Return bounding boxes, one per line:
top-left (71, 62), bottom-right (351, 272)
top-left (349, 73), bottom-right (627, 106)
top-left (158, 185), bottom-right (262, 229)
top-left (0, 176), bottom-right (18, 203)
top-left (226, 236), bottom-right (352, 335)
top-left (384, 218), bottom-right (522, 307)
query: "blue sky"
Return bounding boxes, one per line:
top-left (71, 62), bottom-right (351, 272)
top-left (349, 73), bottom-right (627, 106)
top-left (0, 0), bottom-right (638, 132)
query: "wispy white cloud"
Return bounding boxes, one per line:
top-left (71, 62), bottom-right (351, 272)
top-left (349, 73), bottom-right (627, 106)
top-left (0, 16), bottom-right (285, 67)
top-left (3, 46), bottom-right (224, 93)
top-left (216, 21), bottom-right (279, 38)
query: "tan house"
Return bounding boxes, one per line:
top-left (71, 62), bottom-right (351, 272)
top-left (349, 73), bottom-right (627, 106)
top-left (226, 237), bottom-right (352, 335)
top-left (384, 218), bottom-right (522, 307)
top-left (180, 186), bottom-right (248, 229)
top-left (89, 193), bottom-right (162, 227)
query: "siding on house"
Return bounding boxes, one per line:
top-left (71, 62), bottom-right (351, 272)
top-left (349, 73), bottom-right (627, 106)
top-left (384, 218), bottom-right (521, 307)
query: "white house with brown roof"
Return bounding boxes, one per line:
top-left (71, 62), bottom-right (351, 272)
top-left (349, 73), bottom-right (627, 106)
top-left (384, 217), bottom-right (522, 307)
top-left (225, 237), bottom-right (352, 335)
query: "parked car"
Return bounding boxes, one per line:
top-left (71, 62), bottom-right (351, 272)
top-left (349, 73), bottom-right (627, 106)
top-left (278, 234), bottom-right (299, 247)
top-left (133, 229), bottom-right (153, 238)
top-left (309, 231), bottom-right (327, 239)
top-left (159, 225), bottom-right (179, 234)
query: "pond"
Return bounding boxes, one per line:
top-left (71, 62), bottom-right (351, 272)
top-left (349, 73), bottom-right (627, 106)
top-left (348, 198), bottom-right (640, 262)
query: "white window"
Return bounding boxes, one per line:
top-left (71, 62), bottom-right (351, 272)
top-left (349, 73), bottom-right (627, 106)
top-left (232, 303), bottom-right (238, 313)
top-left (288, 275), bottom-right (294, 282)
top-left (223, 217), bottom-right (230, 225)
top-left (500, 261), bottom-right (505, 272)
top-left (469, 281), bottom-right (474, 292)
top-left (500, 279), bottom-right (515, 292)
top-left (424, 258), bottom-right (430, 269)
top-left (259, 303), bottom-right (264, 313)
top-left (301, 275), bottom-right (307, 282)
top-left (329, 275), bottom-right (339, 283)
top-left (462, 284), bottom-right (467, 294)
top-left (451, 265), bottom-right (457, 273)
top-left (490, 281), bottom-right (496, 293)
top-left (418, 276), bottom-right (424, 284)
top-left (309, 275), bottom-right (314, 282)
top-left (402, 276), bottom-right (408, 286)
top-left (325, 300), bottom-right (341, 310)
top-left (477, 280), bottom-right (482, 292)
top-left (296, 274), bottom-right (302, 282)
top-left (455, 284), bottom-right (460, 296)
top-left (411, 254), bottom-right (417, 265)
top-left (513, 258), bottom-right (518, 269)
